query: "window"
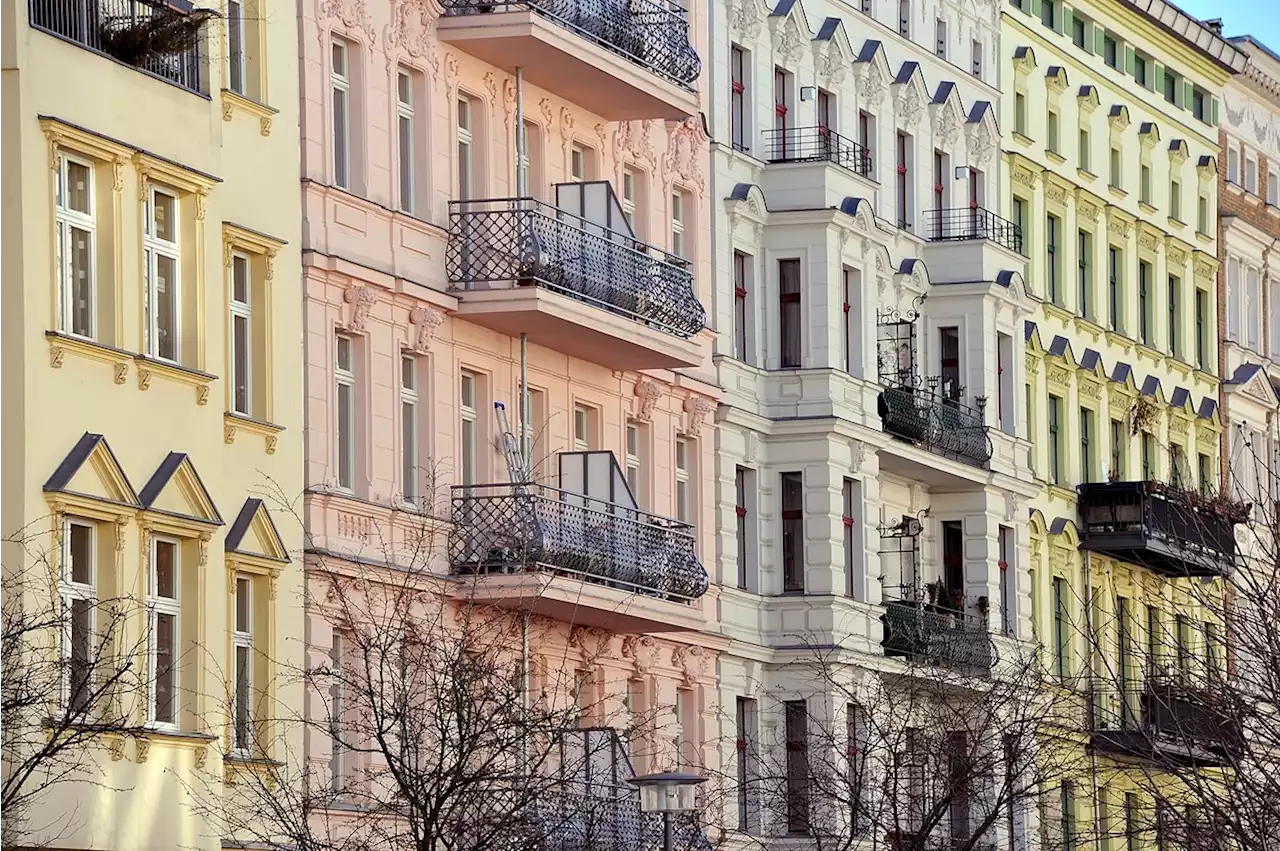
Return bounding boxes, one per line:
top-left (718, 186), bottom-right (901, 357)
top-left (735, 467), bottom-right (753, 590)
top-left (335, 336), bottom-right (356, 490)
top-left (1176, 614), bottom-right (1193, 675)
top-left (401, 355), bottom-right (422, 503)
top-left (939, 326), bottom-right (960, 400)
top-left (896, 132), bottom-right (911, 229)
top-left (674, 689), bottom-right (692, 766)
top-left (1108, 247), bottom-right (1122, 332)
top-left (1164, 70), bottom-right (1179, 104)
top-left (1192, 88), bottom-right (1207, 122)
top-left (232, 574), bottom-right (253, 752)
top-left (460, 372), bottom-right (478, 486)
top-left (1025, 384), bottom-right (1035, 474)
top-left (56, 155), bottom-right (95, 339)
top-left (570, 143), bottom-right (589, 182)
top-left (1046, 214), bottom-right (1060, 303)
top-left (1104, 35), bottom-right (1118, 69)
top-left (1168, 275), bottom-right (1181, 358)
top-left (572, 404), bottom-right (591, 451)
top-left (1078, 127), bottom-right (1091, 172)
top-left (331, 39), bottom-right (351, 189)
top-left (999, 527), bottom-right (1014, 635)
top-left (1138, 261), bottom-right (1152, 345)
top-left (1109, 146), bottom-right (1122, 188)
top-left (1247, 264), bottom-right (1263, 351)
top-left (329, 632), bottom-right (345, 792)
top-left (733, 251), bottom-right (751, 362)
top-left (1047, 109), bottom-right (1060, 152)
top-left (1072, 15), bottom-right (1086, 48)
top-left (1012, 197), bottom-right (1025, 239)
top-left (847, 703), bottom-right (868, 832)
top-left (1170, 178), bottom-right (1182, 220)
top-left (817, 88), bottom-right (835, 135)
top-left (149, 537), bottom-right (181, 727)
top-left (1059, 782), bottom-right (1077, 851)
top-left (625, 421), bottom-right (644, 504)
top-left (785, 700), bottom-right (809, 833)
top-left (1077, 230), bottom-right (1092, 317)
top-left (1110, 418), bottom-right (1125, 479)
top-left (143, 186), bottom-right (180, 363)
top-left (60, 518), bottom-right (96, 713)
top-left (1140, 164), bottom-right (1151, 204)
top-left (1227, 258), bottom-right (1242, 343)
top-left (1245, 155), bottom-right (1258, 194)
top-left (674, 438), bottom-right (691, 523)
top-left (670, 191), bottom-right (686, 257)
top-left (1198, 452), bottom-right (1213, 497)
top-left (998, 333), bottom-right (1013, 434)
top-left (518, 120), bottom-right (541, 197)
top-left (226, 0), bottom-right (246, 94)
top-left (1269, 166), bottom-right (1279, 206)
top-left (1080, 408), bottom-right (1094, 483)
top-left (971, 39), bottom-right (982, 78)
top-left (1053, 576), bottom-right (1070, 681)
top-left (622, 168), bottom-right (638, 230)
top-left (1040, 0), bottom-right (1055, 28)
top-left (779, 259), bottom-right (802, 368)
top-left (1048, 394), bottom-right (1063, 484)
top-left (735, 697), bottom-right (760, 832)
top-left (932, 149), bottom-right (948, 219)
top-left (1142, 433), bottom-right (1155, 480)
top-left (935, 18), bottom-right (946, 58)
top-left (842, 479), bottom-right (858, 598)
top-left (781, 472), bottom-right (804, 593)
top-left (1134, 53), bottom-right (1149, 87)
top-left (730, 45), bottom-right (748, 152)
top-left (397, 69), bottom-right (415, 213)
top-left (843, 268), bottom-right (859, 373)
top-left (229, 253), bottom-right (252, 416)
top-left (457, 96), bottom-right (474, 200)
top-left (1198, 193), bottom-right (1209, 233)
top-left (1014, 93), bottom-right (1027, 136)
top-left (858, 111), bottom-right (875, 178)
top-left (1228, 146), bottom-right (1239, 184)
top-left (1271, 277), bottom-right (1280, 360)
top-left (773, 66), bottom-right (790, 151)
top-left (897, 0), bottom-right (909, 36)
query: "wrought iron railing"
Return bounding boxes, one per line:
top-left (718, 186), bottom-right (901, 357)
top-left (446, 198), bottom-right (707, 339)
top-left (922, 207), bottom-right (1024, 255)
top-left (880, 595), bottom-right (993, 675)
top-left (761, 127), bottom-right (873, 177)
top-left (878, 382), bottom-right (992, 468)
top-left (29, 0), bottom-right (208, 94)
top-left (440, 0), bottom-right (700, 90)
top-left (449, 483), bottom-right (709, 602)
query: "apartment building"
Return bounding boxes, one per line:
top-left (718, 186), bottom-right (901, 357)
top-left (710, 0), bottom-right (1037, 845)
top-left (1001, 0), bottom-right (1246, 845)
top-left (296, 0), bottom-right (723, 839)
top-left (0, 0), bottom-right (304, 847)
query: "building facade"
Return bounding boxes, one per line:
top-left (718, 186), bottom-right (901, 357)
top-left (1001, 0), bottom-right (1245, 845)
top-left (710, 0), bottom-right (1040, 846)
top-left (295, 0), bottom-right (724, 838)
top-left (0, 0), bottom-right (304, 847)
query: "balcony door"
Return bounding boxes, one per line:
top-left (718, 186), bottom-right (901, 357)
top-left (817, 89), bottom-right (834, 161)
top-left (774, 68), bottom-right (790, 158)
top-left (942, 521), bottom-right (964, 610)
top-left (939, 326), bottom-right (961, 402)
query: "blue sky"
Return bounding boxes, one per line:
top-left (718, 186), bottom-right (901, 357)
top-left (1172, 0), bottom-right (1280, 53)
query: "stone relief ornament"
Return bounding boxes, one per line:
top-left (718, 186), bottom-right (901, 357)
top-left (862, 63), bottom-right (885, 105)
top-left (773, 15), bottom-right (805, 66)
top-left (664, 117), bottom-right (706, 191)
top-left (728, 0), bottom-right (767, 43)
top-left (633, 377), bottom-right (665, 422)
top-left (384, 0), bottom-right (438, 77)
top-left (319, 0), bottom-right (375, 49)
top-left (682, 396), bottom-right (715, 436)
top-left (344, 284), bottom-right (377, 332)
top-left (408, 305), bottom-right (444, 352)
top-left (622, 635), bottom-right (659, 674)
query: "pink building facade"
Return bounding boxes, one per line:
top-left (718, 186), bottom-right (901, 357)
top-left (296, 0), bottom-right (723, 826)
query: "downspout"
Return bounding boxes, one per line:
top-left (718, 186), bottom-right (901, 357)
top-left (515, 68), bottom-right (531, 777)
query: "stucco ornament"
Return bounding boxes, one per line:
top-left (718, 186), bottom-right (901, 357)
top-left (570, 626), bottom-right (615, 665)
top-left (772, 15), bottom-right (806, 66)
top-left (682, 395), bottom-right (715, 436)
top-left (672, 644), bottom-right (710, 685)
top-left (816, 44), bottom-right (848, 88)
top-left (615, 120), bottom-right (657, 170)
top-left (967, 122), bottom-right (994, 166)
top-left (727, 0), bottom-right (767, 43)
top-left (933, 104), bottom-right (959, 148)
top-left (384, 0), bottom-right (438, 77)
top-left (861, 63), bottom-right (885, 105)
top-left (633, 377), bottom-right (665, 422)
top-left (898, 85), bottom-right (924, 129)
top-left (1004, 493), bottom-right (1021, 523)
top-left (622, 635), bottom-right (659, 674)
top-left (320, 0), bottom-right (375, 49)
top-left (848, 439), bottom-right (867, 474)
top-left (664, 117), bottom-right (706, 192)
top-left (408, 305), bottom-right (444, 352)
top-left (344, 284), bottom-right (377, 332)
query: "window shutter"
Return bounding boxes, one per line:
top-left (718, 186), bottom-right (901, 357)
top-left (1125, 46), bottom-right (1136, 76)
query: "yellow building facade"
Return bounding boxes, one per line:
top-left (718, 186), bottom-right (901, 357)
top-left (999, 1), bottom-right (1246, 846)
top-left (1, 1), bottom-right (304, 848)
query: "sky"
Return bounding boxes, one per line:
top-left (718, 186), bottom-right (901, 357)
top-left (1171, 0), bottom-right (1280, 53)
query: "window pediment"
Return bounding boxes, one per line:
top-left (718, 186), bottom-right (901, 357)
top-left (43, 432), bottom-right (140, 511)
top-left (139, 452), bottom-right (223, 528)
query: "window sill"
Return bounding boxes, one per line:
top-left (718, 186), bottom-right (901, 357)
top-left (1045, 149), bottom-right (1067, 165)
top-left (1138, 201), bottom-right (1158, 215)
top-left (1167, 215), bottom-right (1187, 229)
top-left (1225, 181), bottom-right (1244, 197)
top-left (224, 753), bottom-right (284, 784)
top-left (136, 727), bottom-right (217, 765)
top-left (46, 331), bottom-right (134, 383)
top-left (1077, 167), bottom-right (1098, 183)
top-left (220, 89), bottom-right (279, 136)
top-left (135, 355), bottom-right (217, 405)
top-left (1135, 343), bottom-right (1163, 364)
top-left (1107, 184), bottom-right (1128, 200)
top-left (1012, 131), bottom-right (1035, 147)
top-left (224, 412), bottom-right (285, 455)
top-left (1195, 230), bottom-right (1213, 244)
top-left (1047, 483), bottom-right (1078, 503)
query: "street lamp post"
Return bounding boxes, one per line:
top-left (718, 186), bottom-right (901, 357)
top-left (627, 771), bottom-right (706, 851)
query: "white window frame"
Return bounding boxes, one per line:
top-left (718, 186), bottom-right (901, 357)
top-left (147, 536), bottom-right (181, 730)
top-left (335, 335), bottom-right (356, 491)
top-left (227, 0), bottom-right (245, 95)
top-left (670, 191), bottom-right (685, 257)
top-left (401, 354), bottom-right (420, 503)
top-left (625, 422), bottom-right (642, 503)
top-left (331, 39), bottom-right (351, 189)
top-left (622, 169), bottom-right (638, 230)
top-left (971, 39), bottom-right (982, 78)
top-left (1269, 275), bottom-right (1280, 361)
top-left (573, 404), bottom-right (590, 452)
top-left (1245, 153), bottom-right (1258, 195)
top-left (329, 632), bottom-right (345, 793)
top-left (60, 517), bottom-right (97, 713)
top-left (56, 153), bottom-right (97, 340)
top-left (397, 68), bottom-right (415, 214)
top-left (230, 252), bottom-right (252, 417)
top-left (1268, 167), bottom-right (1279, 206)
top-left (460, 371), bottom-right (478, 485)
top-left (143, 185), bottom-right (181, 363)
top-left (232, 573), bottom-right (253, 753)
top-left (898, 0), bottom-right (909, 37)
top-left (571, 143), bottom-right (588, 182)
top-left (1227, 145), bottom-right (1239, 185)
top-left (1247, 264), bottom-right (1262, 352)
top-left (935, 18), bottom-right (947, 58)
top-left (675, 437), bottom-right (690, 523)
top-left (457, 96), bottom-right (474, 200)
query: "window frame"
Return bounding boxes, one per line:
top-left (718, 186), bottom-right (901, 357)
top-left (674, 436), bottom-right (691, 524)
top-left (331, 38), bottom-right (351, 189)
top-left (148, 535), bottom-right (182, 730)
top-left (401, 353), bottom-right (422, 504)
top-left (227, 0), bottom-right (246, 95)
top-left (232, 573), bottom-right (254, 753)
top-left (55, 153), bottom-right (97, 340)
top-left (396, 68), bottom-right (415, 213)
top-left (60, 517), bottom-right (98, 714)
top-left (143, 184), bottom-right (182, 363)
top-left (229, 252), bottom-right (253, 417)
top-left (335, 335), bottom-right (356, 491)
top-left (460, 371), bottom-right (478, 486)
top-left (457, 95), bottom-right (475, 200)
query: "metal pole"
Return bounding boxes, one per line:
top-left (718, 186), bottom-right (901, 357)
top-left (662, 811), bottom-right (672, 851)
top-left (515, 67), bottom-right (526, 198)
top-left (520, 332), bottom-right (530, 475)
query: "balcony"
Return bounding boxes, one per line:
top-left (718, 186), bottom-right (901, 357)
top-left (30, 0), bottom-right (211, 95)
top-left (1089, 679), bottom-right (1243, 767)
top-left (1076, 481), bottom-right (1241, 578)
top-left (757, 126), bottom-right (875, 210)
top-left (919, 207), bottom-right (1025, 285)
top-left (923, 207), bottom-right (1023, 254)
top-left (437, 0), bottom-right (699, 120)
top-left (877, 383), bottom-right (992, 469)
top-left (448, 482), bottom-right (709, 632)
top-left (880, 595), bottom-right (993, 676)
top-left (446, 195), bottom-right (706, 370)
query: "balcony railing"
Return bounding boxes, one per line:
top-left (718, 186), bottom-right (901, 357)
top-left (446, 197), bottom-right (707, 339)
top-left (30, 0), bottom-right (209, 94)
top-left (449, 483), bottom-right (709, 602)
top-left (1089, 678), bottom-right (1242, 766)
top-left (878, 383), bottom-right (992, 468)
top-left (761, 127), bottom-right (873, 177)
top-left (1077, 481), bottom-right (1240, 577)
top-left (440, 0), bottom-right (700, 90)
top-left (922, 207), bottom-right (1024, 255)
top-left (880, 595), bottom-right (993, 675)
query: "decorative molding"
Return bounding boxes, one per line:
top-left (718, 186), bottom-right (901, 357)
top-left (682, 395), bottom-right (715, 436)
top-left (621, 634), bottom-right (659, 674)
top-left (343, 284), bottom-right (377, 332)
top-left (407, 305), bottom-right (445, 353)
top-left (633, 377), bottom-right (664, 422)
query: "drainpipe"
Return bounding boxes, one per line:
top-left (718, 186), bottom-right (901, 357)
top-left (515, 67), bottom-right (526, 198)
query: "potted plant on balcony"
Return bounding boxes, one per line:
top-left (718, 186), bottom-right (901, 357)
top-left (98, 2), bottom-right (218, 70)
top-left (1129, 395), bottom-right (1159, 436)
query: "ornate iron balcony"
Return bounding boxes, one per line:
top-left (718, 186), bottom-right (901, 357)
top-left (880, 594), bottom-right (993, 676)
top-left (30, 0), bottom-right (210, 94)
top-left (1089, 678), bottom-right (1242, 767)
top-left (761, 126), bottom-right (873, 177)
top-left (440, 0), bottom-right (700, 90)
top-left (1077, 481), bottom-right (1241, 578)
top-left (877, 381), bottom-right (992, 468)
top-left (449, 483), bottom-right (709, 602)
top-left (922, 207), bottom-right (1024, 255)
top-left (446, 197), bottom-right (707, 339)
